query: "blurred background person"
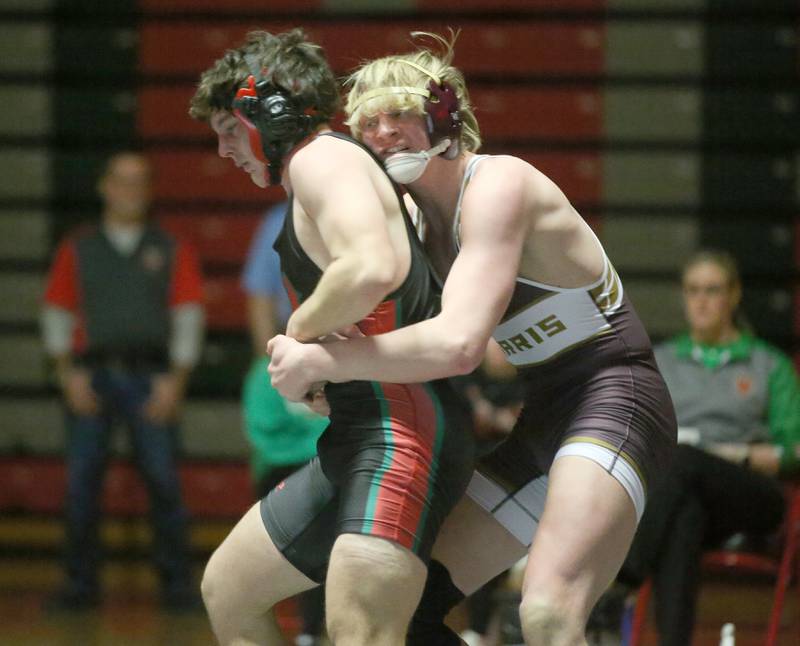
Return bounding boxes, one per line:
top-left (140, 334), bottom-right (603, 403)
top-left (241, 200), bottom-right (327, 646)
top-left (40, 151), bottom-right (205, 612)
top-left (242, 201), bottom-right (294, 358)
top-left (593, 249), bottom-right (800, 645)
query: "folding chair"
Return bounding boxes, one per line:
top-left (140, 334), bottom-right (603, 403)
top-left (625, 485), bottom-right (800, 645)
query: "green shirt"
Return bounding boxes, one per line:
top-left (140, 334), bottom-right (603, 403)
top-left (654, 333), bottom-right (800, 472)
top-left (242, 357), bottom-right (328, 481)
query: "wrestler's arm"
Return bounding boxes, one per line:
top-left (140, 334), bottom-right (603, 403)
top-left (281, 158), bottom-right (528, 384)
top-left (285, 140), bottom-right (403, 342)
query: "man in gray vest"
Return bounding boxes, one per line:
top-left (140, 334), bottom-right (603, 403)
top-left (41, 151), bottom-right (205, 611)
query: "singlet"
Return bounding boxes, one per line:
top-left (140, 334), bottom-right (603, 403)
top-left (451, 155), bottom-right (653, 376)
top-left (273, 132), bottom-right (443, 354)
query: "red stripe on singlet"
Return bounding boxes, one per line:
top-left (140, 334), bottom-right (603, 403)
top-left (357, 299), bottom-right (398, 335)
top-left (282, 276), bottom-right (300, 311)
top-left (369, 382), bottom-right (439, 550)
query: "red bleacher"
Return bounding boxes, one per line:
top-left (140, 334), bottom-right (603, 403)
top-left (138, 21), bottom-right (605, 77)
top-left (139, 0), bottom-right (322, 12)
top-left (204, 274), bottom-right (248, 331)
top-left (139, 83), bottom-right (602, 143)
top-left (417, 0), bottom-right (606, 8)
top-left (0, 457), bottom-right (252, 519)
top-left (137, 85), bottom-right (210, 140)
top-left (150, 150), bottom-right (284, 202)
top-left (142, 0), bottom-right (606, 12)
top-left (513, 151), bottom-right (602, 205)
top-left (471, 86), bottom-right (602, 140)
top-left (157, 211), bottom-right (264, 266)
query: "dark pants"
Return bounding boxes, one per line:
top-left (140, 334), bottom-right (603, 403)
top-left (63, 368), bottom-right (194, 599)
top-left (618, 444), bottom-right (785, 646)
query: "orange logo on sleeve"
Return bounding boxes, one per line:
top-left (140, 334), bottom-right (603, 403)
top-left (735, 374), bottom-right (753, 397)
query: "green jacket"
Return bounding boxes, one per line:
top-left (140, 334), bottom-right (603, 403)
top-left (654, 333), bottom-right (800, 473)
top-left (242, 357), bottom-right (328, 481)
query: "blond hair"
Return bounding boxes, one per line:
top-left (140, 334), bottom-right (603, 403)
top-left (344, 31), bottom-right (481, 152)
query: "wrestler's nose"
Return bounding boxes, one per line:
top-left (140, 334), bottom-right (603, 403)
top-left (375, 115), bottom-right (399, 139)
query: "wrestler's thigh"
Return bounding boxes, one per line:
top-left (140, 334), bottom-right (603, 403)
top-left (523, 455), bottom-right (637, 608)
top-left (430, 495), bottom-right (529, 595)
top-left (204, 502), bottom-right (318, 612)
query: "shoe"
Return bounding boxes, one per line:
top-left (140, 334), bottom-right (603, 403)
top-left (43, 587), bottom-right (100, 612)
top-left (459, 629), bottom-right (484, 646)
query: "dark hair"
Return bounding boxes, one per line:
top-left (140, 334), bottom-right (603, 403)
top-left (101, 151), bottom-right (152, 180)
top-left (189, 28), bottom-right (340, 122)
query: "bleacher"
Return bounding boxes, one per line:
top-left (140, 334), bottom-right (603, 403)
top-left (0, 0), bottom-right (797, 569)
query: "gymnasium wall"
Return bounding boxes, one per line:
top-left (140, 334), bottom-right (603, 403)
top-left (0, 0), bottom-right (797, 525)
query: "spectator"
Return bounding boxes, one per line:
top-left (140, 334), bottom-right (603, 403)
top-left (604, 249), bottom-right (800, 645)
top-left (241, 201), bottom-right (327, 646)
top-left (41, 151), bottom-right (205, 611)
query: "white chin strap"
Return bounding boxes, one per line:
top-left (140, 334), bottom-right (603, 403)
top-left (384, 138), bottom-right (451, 184)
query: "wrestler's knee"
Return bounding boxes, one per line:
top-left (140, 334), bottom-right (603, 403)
top-left (326, 534), bottom-right (425, 644)
top-left (518, 593), bottom-right (581, 646)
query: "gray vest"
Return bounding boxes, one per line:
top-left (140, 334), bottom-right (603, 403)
top-left (75, 225), bottom-right (174, 357)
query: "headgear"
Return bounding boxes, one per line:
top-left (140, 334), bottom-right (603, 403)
top-left (350, 60), bottom-right (462, 183)
top-left (231, 54), bottom-right (321, 185)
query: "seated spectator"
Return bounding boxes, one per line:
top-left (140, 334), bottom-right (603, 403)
top-left (597, 249), bottom-right (800, 645)
top-left (41, 151), bottom-right (205, 611)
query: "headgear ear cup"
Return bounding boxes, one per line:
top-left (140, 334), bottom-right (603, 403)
top-left (424, 80), bottom-right (462, 160)
top-left (231, 56), bottom-right (318, 185)
top-left (232, 75), bottom-right (269, 165)
top-left (349, 60), bottom-right (463, 161)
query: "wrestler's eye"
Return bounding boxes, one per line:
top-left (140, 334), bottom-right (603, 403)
top-left (362, 117), bottom-right (378, 131)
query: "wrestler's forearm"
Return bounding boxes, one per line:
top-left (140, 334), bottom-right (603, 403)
top-left (288, 256), bottom-right (394, 342)
top-left (314, 315), bottom-right (484, 384)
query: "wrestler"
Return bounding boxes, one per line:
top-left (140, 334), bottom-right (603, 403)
top-left (189, 29), bottom-right (473, 645)
top-left (268, 33), bottom-right (677, 646)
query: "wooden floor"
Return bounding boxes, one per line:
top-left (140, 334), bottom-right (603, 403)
top-left (0, 591), bottom-right (213, 646)
top-left (0, 559), bottom-right (797, 646)
top-left (628, 579), bottom-right (799, 646)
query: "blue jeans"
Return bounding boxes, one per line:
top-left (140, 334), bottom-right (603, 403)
top-left (63, 368), bottom-right (193, 598)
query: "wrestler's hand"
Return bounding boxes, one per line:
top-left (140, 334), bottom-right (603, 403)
top-left (305, 386), bottom-right (330, 416)
top-left (267, 334), bottom-right (324, 401)
top-left (317, 323), bottom-right (365, 344)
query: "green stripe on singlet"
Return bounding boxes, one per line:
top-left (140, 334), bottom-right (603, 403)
top-left (361, 381), bottom-right (395, 535)
top-left (412, 382), bottom-right (446, 552)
